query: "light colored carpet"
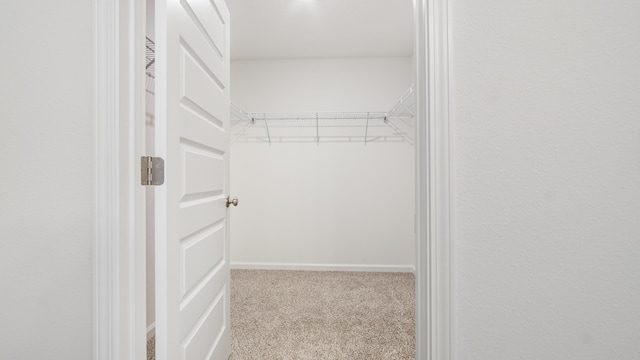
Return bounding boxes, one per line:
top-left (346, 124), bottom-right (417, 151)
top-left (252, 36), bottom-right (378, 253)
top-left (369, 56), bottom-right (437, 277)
top-left (147, 335), bottom-right (155, 360)
top-left (231, 270), bottom-right (415, 360)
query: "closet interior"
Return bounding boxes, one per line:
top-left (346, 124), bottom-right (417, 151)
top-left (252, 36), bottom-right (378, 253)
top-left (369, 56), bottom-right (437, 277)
top-left (228, 56), bottom-right (416, 272)
top-left (144, 0), bottom-right (416, 351)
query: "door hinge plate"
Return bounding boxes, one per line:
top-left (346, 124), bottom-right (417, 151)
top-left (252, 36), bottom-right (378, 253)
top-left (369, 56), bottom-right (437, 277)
top-left (141, 156), bottom-right (165, 186)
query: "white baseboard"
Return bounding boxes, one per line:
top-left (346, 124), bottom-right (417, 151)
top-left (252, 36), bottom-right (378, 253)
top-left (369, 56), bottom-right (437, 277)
top-left (230, 262), bottom-right (415, 274)
top-left (146, 322), bottom-right (155, 340)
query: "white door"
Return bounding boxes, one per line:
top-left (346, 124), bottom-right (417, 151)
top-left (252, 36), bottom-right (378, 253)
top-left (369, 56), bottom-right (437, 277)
top-left (155, 0), bottom-right (231, 359)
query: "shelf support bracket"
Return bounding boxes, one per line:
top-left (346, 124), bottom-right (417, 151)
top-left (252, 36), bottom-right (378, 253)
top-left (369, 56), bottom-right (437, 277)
top-left (364, 112), bottom-right (370, 144)
top-left (263, 113), bottom-right (271, 144)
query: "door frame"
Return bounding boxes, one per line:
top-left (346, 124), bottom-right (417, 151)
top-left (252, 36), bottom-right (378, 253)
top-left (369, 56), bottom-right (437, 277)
top-left (414, 1), bottom-right (452, 359)
top-left (93, 0), bottom-right (452, 359)
top-left (94, 0), bottom-right (147, 359)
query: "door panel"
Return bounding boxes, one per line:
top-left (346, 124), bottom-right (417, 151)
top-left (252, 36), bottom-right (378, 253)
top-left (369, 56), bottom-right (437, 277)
top-left (155, 0), bottom-right (230, 359)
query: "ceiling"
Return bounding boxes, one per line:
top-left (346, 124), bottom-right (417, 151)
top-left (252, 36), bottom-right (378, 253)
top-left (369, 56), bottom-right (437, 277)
top-left (229, 0), bottom-right (413, 60)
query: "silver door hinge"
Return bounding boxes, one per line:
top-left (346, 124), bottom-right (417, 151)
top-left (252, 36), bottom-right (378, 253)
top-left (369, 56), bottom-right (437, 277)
top-left (141, 156), bottom-right (165, 186)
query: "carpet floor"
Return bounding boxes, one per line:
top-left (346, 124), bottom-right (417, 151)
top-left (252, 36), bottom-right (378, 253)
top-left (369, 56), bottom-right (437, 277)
top-left (147, 335), bottom-right (155, 360)
top-left (231, 270), bottom-right (415, 360)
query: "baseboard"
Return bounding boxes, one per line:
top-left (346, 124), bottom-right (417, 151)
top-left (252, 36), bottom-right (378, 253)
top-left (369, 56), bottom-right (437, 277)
top-left (146, 322), bottom-right (155, 340)
top-left (230, 262), bottom-right (415, 273)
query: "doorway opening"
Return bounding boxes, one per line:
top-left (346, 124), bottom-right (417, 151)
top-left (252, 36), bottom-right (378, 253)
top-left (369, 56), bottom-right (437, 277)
top-left (144, 0), bottom-right (418, 358)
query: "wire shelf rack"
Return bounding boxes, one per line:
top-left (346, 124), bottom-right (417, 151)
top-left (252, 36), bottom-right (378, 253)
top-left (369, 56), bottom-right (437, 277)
top-left (145, 37), bottom-right (155, 126)
top-left (147, 38), bottom-right (413, 145)
top-left (385, 85), bottom-right (415, 144)
top-left (145, 37), bottom-right (155, 77)
top-left (231, 85), bottom-right (415, 145)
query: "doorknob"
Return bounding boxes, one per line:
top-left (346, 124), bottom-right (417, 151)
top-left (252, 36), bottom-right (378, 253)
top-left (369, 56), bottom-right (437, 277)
top-left (226, 196), bottom-right (238, 207)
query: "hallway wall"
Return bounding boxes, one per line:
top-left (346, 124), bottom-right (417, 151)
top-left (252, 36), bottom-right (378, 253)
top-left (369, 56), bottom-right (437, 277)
top-left (0, 1), bottom-right (94, 358)
top-left (450, 0), bottom-right (640, 358)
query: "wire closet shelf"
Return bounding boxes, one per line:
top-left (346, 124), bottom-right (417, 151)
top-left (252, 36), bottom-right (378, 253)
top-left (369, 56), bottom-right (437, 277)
top-left (145, 37), bottom-right (155, 77)
top-left (145, 37), bottom-right (155, 128)
top-left (231, 86), bottom-right (415, 145)
top-left (146, 36), bottom-right (413, 145)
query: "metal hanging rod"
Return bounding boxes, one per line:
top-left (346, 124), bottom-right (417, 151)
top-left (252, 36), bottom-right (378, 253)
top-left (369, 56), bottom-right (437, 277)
top-left (244, 111), bottom-right (388, 121)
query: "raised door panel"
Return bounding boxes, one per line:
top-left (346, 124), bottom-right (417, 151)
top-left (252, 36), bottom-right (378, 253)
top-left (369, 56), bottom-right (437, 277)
top-left (156, 0), bottom-right (230, 359)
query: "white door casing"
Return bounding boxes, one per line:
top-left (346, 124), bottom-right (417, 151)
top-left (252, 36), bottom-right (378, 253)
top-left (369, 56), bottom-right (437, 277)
top-left (154, 0), bottom-right (231, 359)
top-left (94, 0), bottom-right (451, 359)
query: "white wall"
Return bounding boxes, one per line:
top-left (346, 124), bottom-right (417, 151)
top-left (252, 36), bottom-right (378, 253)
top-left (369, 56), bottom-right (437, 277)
top-left (0, 1), bottom-right (94, 359)
top-left (232, 58), bottom-right (412, 112)
top-left (450, 0), bottom-right (640, 358)
top-left (230, 58), bottom-right (415, 271)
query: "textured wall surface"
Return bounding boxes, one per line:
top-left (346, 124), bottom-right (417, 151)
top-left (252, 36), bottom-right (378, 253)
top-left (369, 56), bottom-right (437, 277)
top-left (230, 58), bottom-right (415, 270)
top-left (0, 1), bottom-right (94, 358)
top-left (451, 0), bottom-right (640, 358)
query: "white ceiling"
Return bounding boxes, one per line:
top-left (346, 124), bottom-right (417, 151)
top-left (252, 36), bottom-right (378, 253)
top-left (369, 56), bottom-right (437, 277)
top-left (229, 0), bottom-right (413, 60)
